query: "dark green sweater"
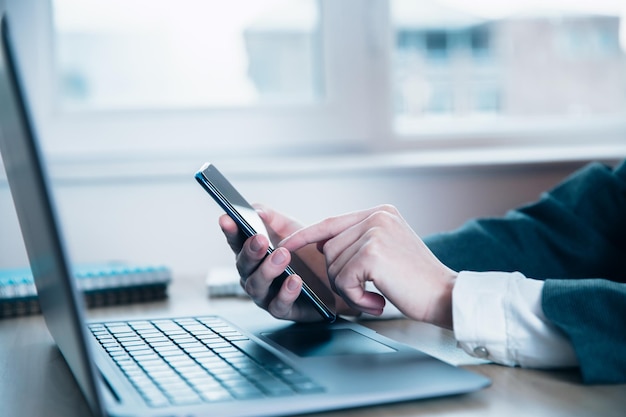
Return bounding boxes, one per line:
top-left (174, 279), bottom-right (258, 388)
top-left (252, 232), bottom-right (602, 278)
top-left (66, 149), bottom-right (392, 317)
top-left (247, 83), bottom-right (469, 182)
top-left (424, 160), bottom-right (626, 384)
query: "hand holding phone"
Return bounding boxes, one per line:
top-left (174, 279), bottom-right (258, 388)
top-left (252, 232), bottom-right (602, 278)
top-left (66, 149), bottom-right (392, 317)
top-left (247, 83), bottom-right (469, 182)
top-left (195, 163), bottom-right (336, 323)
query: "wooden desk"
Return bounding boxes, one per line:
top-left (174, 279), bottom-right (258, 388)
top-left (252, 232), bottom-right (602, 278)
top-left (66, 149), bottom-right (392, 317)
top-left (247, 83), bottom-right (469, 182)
top-left (1, 275), bottom-right (624, 417)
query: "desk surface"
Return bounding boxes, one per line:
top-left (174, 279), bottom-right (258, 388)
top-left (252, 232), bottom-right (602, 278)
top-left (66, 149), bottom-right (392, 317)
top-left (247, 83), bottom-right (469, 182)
top-left (1, 275), bottom-right (624, 417)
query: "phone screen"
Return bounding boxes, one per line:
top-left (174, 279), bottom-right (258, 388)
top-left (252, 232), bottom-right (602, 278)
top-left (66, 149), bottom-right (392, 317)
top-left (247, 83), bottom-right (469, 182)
top-left (195, 163), bottom-right (336, 323)
top-left (232, 205), bottom-right (271, 244)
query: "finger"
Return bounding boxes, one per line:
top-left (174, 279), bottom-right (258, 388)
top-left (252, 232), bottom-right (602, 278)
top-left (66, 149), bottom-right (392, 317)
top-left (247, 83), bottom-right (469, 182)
top-left (243, 247), bottom-right (291, 305)
top-left (252, 204), bottom-right (272, 225)
top-left (219, 214), bottom-right (245, 252)
top-left (333, 255), bottom-right (386, 316)
top-left (315, 241), bottom-right (326, 253)
top-left (325, 210), bottom-right (400, 277)
top-left (257, 206), bottom-right (309, 249)
top-left (325, 230), bottom-right (364, 286)
top-left (342, 289), bottom-right (386, 316)
top-left (279, 205), bottom-right (398, 252)
top-left (323, 213), bottom-right (398, 315)
top-left (236, 234), bottom-right (271, 278)
top-left (266, 274), bottom-right (302, 319)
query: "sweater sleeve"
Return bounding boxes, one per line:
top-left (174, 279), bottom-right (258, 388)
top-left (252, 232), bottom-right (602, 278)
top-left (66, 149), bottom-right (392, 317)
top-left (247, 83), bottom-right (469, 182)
top-left (542, 279), bottom-right (626, 384)
top-left (424, 160), bottom-right (626, 281)
top-left (424, 159), bottom-right (626, 384)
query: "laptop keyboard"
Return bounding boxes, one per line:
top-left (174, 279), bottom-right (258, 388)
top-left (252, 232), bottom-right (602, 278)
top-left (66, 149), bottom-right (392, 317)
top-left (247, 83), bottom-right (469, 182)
top-left (89, 316), bottom-right (324, 407)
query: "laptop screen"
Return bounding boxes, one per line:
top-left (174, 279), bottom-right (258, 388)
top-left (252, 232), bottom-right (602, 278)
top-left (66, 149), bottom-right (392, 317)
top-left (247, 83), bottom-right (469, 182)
top-left (0, 16), bottom-right (105, 417)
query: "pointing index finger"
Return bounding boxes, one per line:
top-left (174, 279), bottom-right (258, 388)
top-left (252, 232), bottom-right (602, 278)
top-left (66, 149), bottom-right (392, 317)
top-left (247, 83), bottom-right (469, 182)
top-left (279, 205), bottom-right (394, 252)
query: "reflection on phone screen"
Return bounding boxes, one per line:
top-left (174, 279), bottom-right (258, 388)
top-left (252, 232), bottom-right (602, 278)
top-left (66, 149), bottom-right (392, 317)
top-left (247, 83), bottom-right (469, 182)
top-left (233, 205), bottom-right (274, 248)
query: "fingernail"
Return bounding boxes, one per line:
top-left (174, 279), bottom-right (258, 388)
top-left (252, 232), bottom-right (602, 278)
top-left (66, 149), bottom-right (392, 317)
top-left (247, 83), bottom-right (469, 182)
top-left (271, 248), bottom-right (287, 265)
top-left (286, 276), bottom-right (299, 291)
top-left (250, 235), bottom-right (262, 252)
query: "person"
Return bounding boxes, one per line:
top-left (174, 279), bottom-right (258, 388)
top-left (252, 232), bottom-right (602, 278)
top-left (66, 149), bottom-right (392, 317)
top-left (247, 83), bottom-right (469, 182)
top-left (218, 159), bottom-right (626, 385)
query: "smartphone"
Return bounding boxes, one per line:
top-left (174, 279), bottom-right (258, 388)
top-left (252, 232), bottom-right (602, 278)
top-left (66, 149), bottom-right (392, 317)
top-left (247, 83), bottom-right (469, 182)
top-left (195, 162), bottom-right (336, 323)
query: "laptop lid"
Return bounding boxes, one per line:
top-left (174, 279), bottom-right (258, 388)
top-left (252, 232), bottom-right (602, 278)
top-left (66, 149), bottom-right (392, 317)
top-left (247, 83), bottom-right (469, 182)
top-left (0, 15), bottom-right (106, 417)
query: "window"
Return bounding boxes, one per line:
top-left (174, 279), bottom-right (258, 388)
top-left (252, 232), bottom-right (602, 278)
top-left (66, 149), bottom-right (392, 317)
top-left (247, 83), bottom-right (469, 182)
top-left (391, 0), bottom-right (626, 143)
top-left (557, 24), bottom-right (622, 59)
top-left (6, 0), bottom-right (626, 164)
top-left (10, 0), bottom-right (385, 159)
top-left (54, 0), bottom-right (323, 110)
top-left (469, 26), bottom-right (491, 59)
top-left (427, 83), bottom-right (453, 114)
top-left (425, 31), bottom-right (449, 60)
top-left (472, 83), bottom-right (500, 115)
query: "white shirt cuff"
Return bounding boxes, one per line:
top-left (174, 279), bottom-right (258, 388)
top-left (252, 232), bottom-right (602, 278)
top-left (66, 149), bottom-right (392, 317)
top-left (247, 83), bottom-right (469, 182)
top-left (452, 271), bottom-right (578, 369)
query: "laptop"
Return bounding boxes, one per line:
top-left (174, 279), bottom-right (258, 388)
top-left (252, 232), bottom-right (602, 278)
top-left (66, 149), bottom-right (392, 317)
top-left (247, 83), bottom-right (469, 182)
top-left (0, 15), bottom-right (489, 417)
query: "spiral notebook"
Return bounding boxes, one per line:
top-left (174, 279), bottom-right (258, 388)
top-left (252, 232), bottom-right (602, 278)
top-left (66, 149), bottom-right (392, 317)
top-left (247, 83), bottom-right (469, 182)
top-left (0, 262), bottom-right (171, 318)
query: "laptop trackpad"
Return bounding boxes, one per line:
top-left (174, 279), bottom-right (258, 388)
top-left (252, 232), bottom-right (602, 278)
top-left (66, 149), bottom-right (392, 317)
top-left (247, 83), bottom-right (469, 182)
top-left (263, 328), bottom-right (396, 357)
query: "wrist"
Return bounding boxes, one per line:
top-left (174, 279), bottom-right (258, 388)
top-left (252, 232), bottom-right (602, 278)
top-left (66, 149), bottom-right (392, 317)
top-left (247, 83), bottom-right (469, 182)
top-left (429, 269), bottom-right (457, 330)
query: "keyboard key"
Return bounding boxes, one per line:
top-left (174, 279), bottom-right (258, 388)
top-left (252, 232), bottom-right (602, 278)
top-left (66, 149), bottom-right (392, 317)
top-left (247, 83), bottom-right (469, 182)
top-left (292, 381), bottom-right (325, 394)
top-left (91, 316), bottom-right (324, 408)
top-left (199, 388), bottom-right (232, 402)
